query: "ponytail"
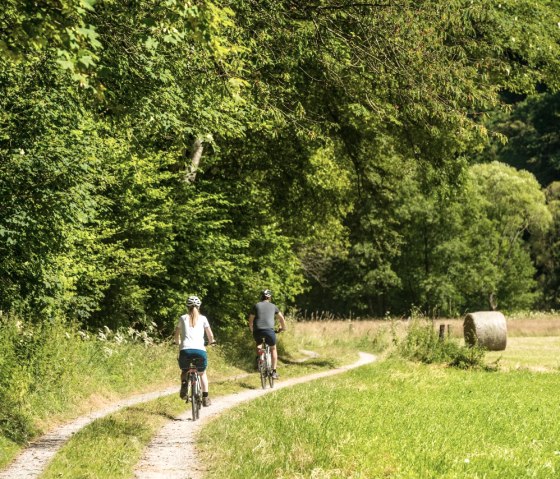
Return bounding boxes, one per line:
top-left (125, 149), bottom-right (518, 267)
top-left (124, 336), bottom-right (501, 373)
top-left (189, 306), bottom-right (199, 327)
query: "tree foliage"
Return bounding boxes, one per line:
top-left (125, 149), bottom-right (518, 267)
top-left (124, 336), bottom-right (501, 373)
top-left (1, 0), bottom-right (560, 330)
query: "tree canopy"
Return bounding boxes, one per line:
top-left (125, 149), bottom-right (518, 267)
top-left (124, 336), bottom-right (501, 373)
top-left (1, 0), bottom-right (560, 330)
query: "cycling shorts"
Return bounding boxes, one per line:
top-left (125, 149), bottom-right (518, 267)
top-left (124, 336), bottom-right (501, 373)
top-left (178, 349), bottom-right (208, 372)
top-left (253, 328), bottom-right (276, 346)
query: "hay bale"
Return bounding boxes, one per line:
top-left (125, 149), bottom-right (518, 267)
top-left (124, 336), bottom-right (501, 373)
top-left (463, 311), bottom-right (507, 351)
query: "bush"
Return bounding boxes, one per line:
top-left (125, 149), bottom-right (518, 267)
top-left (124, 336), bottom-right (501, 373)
top-left (396, 318), bottom-right (487, 369)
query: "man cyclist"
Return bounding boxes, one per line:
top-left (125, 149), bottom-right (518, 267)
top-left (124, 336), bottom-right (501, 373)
top-left (174, 295), bottom-right (215, 406)
top-left (248, 289), bottom-right (286, 379)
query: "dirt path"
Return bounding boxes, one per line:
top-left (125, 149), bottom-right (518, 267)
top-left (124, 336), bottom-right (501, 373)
top-left (134, 352), bottom-right (376, 479)
top-left (0, 352), bottom-right (375, 479)
top-left (0, 386), bottom-right (183, 479)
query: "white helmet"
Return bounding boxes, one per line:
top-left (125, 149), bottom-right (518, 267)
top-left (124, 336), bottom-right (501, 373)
top-left (187, 296), bottom-right (201, 308)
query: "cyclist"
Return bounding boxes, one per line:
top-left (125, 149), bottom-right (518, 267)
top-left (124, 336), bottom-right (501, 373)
top-left (248, 289), bottom-right (286, 379)
top-left (174, 295), bottom-right (215, 406)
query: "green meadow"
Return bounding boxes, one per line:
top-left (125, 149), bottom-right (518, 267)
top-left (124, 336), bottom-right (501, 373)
top-left (198, 359), bottom-right (560, 479)
top-left (195, 318), bottom-right (560, 479)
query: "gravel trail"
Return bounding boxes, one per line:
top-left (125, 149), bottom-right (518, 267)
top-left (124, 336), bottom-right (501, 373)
top-left (0, 352), bottom-right (376, 479)
top-left (134, 352), bottom-right (376, 479)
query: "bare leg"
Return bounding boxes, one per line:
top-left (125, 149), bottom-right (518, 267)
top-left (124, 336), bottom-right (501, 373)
top-left (270, 345), bottom-right (278, 370)
top-left (181, 370), bottom-right (187, 382)
top-left (199, 371), bottom-right (209, 393)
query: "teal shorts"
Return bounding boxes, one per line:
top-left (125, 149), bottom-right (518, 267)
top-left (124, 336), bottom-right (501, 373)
top-left (178, 349), bottom-right (207, 371)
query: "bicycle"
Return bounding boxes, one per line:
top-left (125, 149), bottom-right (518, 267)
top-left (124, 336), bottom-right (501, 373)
top-left (256, 329), bottom-right (282, 389)
top-left (184, 357), bottom-right (203, 421)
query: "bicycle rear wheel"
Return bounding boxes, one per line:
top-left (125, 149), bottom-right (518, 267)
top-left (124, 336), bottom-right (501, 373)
top-left (259, 364), bottom-right (266, 389)
top-left (191, 376), bottom-right (200, 420)
top-left (264, 350), bottom-right (273, 388)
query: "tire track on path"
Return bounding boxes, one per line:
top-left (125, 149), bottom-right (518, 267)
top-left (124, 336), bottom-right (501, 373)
top-left (134, 352), bottom-right (376, 479)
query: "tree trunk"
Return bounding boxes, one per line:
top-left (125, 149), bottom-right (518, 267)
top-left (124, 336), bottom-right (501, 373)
top-left (488, 292), bottom-right (497, 311)
top-left (183, 138), bottom-right (204, 183)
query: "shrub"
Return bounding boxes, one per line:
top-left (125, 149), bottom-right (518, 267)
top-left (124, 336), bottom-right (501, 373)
top-left (396, 318), bottom-right (487, 369)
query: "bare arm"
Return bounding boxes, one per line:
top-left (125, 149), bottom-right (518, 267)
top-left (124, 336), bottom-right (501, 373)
top-left (173, 326), bottom-right (180, 345)
top-left (277, 311), bottom-right (286, 331)
top-left (248, 313), bottom-right (255, 333)
top-left (205, 326), bottom-right (215, 344)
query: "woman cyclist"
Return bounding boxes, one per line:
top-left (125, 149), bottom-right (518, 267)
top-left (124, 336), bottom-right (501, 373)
top-left (174, 295), bottom-right (215, 406)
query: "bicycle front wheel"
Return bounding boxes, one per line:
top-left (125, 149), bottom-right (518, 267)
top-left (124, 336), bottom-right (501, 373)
top-left (268, 371), bottom-right (274, 388)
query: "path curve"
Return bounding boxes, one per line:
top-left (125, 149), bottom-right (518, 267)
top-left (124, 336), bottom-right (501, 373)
top-left (134, 352), bottom-right (376, 479)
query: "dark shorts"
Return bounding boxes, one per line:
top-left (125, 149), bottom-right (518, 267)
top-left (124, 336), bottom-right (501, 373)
top-left (178, 349), bottom-right (208, 372)
top-left (253, 328), bottom-right (276, 346)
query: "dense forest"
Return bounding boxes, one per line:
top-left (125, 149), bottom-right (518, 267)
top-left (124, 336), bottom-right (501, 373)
top-left (1, 0), bottom-right (560, 332)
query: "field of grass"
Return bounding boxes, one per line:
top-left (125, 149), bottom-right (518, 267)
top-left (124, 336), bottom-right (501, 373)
top-left (41, 396), bottom-right (183, 479)
top-left (199, 358), bottom-right (560, 478)
top-left (37, 326), bottom-right (375, 479)
top-left (195, 316), bottom-right (560, 478)
top-left (0, 319), bottom-right (179, 470)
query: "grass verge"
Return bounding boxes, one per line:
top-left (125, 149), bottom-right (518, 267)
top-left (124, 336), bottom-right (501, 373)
top-left (40, 396), bottom-right (184, 479)
top-left (198, 358), bottom-right (560, 479)
top-left (0, 318), bottom-right (178, 469)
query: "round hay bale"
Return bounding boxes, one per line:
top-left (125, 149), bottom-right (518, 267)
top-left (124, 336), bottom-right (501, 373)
top-left (463, 311), bottom-right (507, 351)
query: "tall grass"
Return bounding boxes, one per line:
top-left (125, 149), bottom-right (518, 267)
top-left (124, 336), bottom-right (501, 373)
top-left (37, 325), bottom-right (377, 479)
top-left (396, 318), bottom-right (487, 369)
top-left (0, 315), bottom-right (176, 468)
top-left (287, 318), bottom-right (393, 359)
top-left (3, 314), bottom-right (558, 474)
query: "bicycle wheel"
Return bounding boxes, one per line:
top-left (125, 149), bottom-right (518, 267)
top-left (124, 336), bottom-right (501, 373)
top-left (196, 377), bottom-right (203, 418)
top-left (259, 363), bottom-right (267, 389)
top-left (263, 350), bottom-right (273, 388)
top-left (191, 376), bottom-right (200, 421)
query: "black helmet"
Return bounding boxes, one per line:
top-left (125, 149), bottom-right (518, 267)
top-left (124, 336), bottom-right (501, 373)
top-left (261, 289), bottom-right (272, 300)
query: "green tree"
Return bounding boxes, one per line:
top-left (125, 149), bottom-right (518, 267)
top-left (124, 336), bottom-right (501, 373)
top-left (468, 162), bottom-right (552, 306)
top-left (484, 92), bottom-right (560, 187)
top-left (532, 182), bottom-right (560, 309)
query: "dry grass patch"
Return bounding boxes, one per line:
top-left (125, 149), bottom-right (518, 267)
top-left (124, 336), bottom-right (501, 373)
top-left (486, 336), bottom-right (560, 371)
top-left (433, 313), bottom-right (560, 338)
